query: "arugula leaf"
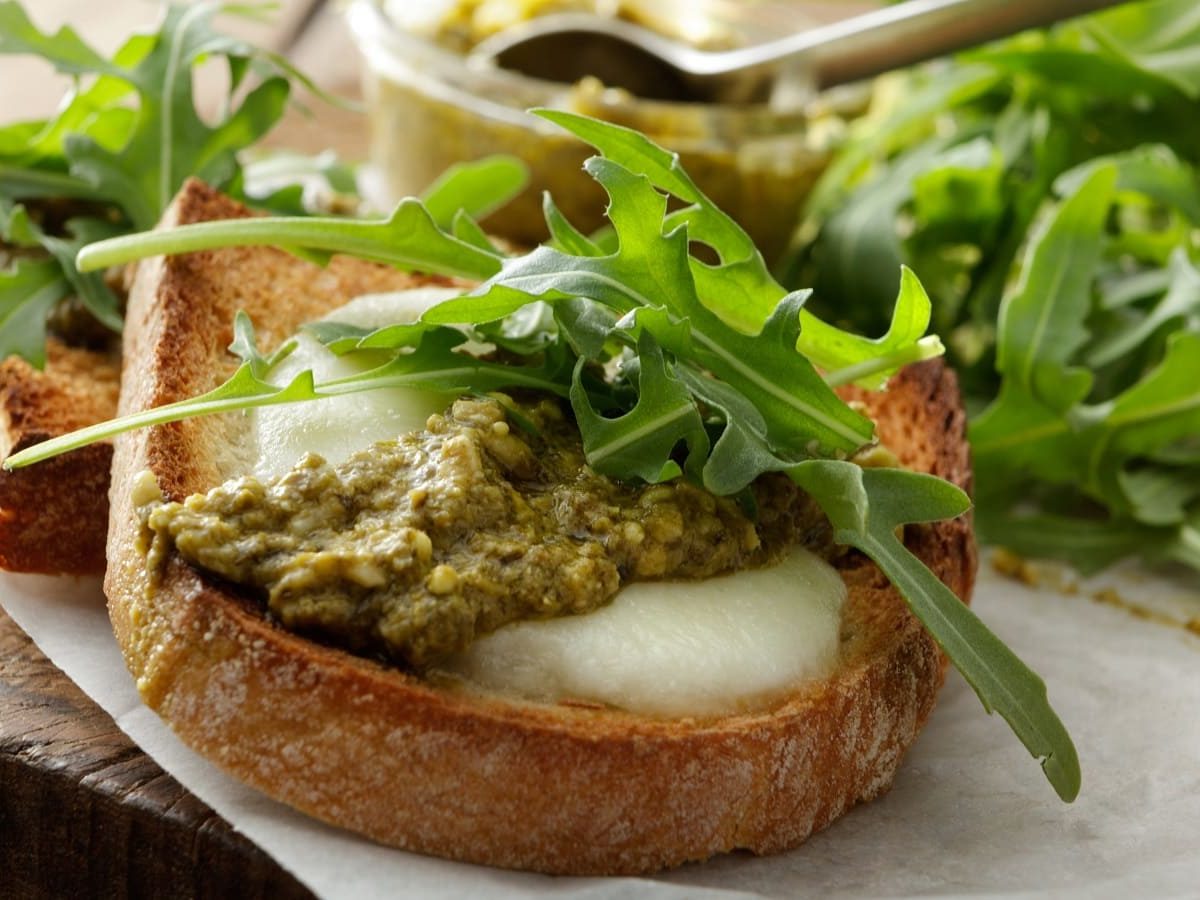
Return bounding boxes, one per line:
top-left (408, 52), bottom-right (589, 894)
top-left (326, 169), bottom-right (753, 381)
top-left (676, 366), bottom-right (799, 496)
top-left (1, 2), bottom-right (301, 229)
top-left (0, 3), bottom-right (123, 78)
top-left (82, 153), bottom-right (532, 277)
top-left (0, 163), bottom-right (109, 203)
top-left (990, 164), bottom-right (1115, 413)
top-left (78, 201), bottom-right (503, 281)
top-left (4, 315), bottom-right (572, 467)
top-left (1089, 331), bottom-right (1200, 503)
top-left (229, 309), bottom-right (297, 376)
top-left (1086, 248), bottom-right (1200, 368)
top-left (642, 291), bottom-right (876, 458)
top-left (815, 267), bottom-right (944, 389)
top-left (420, 155), bottom-right (529, 229)
top-left (0, 48), bottom-right (140, 166)
top-left (791, 461), bottom-right (1080, 802)
top-left (534, 109), bottom-right (940, 389)
top-left (0, 197), bottom-right (118, 363)
top-left (542, 193), bottom-right (603, 257)
top-left (1085, 0), bottom-right (1200, 98)
top-left (1119, 465), bottom-right (1200, 527)
top-left (0, 257), bottom-right (70, 367)
top-left (37, 218), bottom-right (123, 332)
top-left (976, 510), bottom-right (1166, 575)
top-left (0, 195), bottom-right (34, 245)
top-left (569, 334), bottom-right (707, 483)
top-left (426, 155), bottom-right (876, 457)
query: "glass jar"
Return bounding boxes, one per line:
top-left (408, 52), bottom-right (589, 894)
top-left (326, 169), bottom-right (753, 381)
top-left (347, 0), bottom-right (854, 262)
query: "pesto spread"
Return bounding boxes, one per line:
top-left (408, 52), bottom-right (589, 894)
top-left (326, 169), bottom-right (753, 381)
top-left (138, 395), bottom-right (834, 669)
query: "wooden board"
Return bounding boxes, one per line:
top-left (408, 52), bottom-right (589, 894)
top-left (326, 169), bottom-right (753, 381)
top-left (0, 606), bottom-right (312, 898)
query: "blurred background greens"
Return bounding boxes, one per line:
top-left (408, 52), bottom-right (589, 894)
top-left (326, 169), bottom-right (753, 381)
top-left (782, 0), bottom-right (1200, 574)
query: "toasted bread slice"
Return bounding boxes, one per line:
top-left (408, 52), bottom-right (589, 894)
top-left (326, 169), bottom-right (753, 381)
top-left (0, 339), bottom-right (119, 573)
top-left (105, 181), bottom-right (975, 875)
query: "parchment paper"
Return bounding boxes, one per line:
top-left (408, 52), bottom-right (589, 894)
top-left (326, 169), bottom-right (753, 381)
top-left (3, 562), bottom-right (1198, 899)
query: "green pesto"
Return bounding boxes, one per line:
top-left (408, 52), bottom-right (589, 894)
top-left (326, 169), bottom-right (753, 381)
top-left (138, 396), bottom-right (833, 669)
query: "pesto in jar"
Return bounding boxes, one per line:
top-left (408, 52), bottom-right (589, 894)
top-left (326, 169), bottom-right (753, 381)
top-left (356, 0), bottom-right (854, 262)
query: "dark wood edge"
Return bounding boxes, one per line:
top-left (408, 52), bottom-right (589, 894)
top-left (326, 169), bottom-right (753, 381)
top-left (0, 607), bottom-right (313, 899)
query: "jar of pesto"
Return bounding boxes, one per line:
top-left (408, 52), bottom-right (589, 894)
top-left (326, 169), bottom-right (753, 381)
top-left (347, 0), bottom-right (856, 263)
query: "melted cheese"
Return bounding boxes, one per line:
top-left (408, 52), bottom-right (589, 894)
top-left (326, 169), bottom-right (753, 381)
top-left (250, 288), bottom-right (845, 716)
top-left (444, 547), bottom-right (845, 717)
top-left (251, 287), bottom-right (462, 479)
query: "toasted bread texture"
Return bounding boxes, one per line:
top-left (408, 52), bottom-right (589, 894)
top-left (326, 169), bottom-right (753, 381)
top-left (0, 337), bottom-right (119, 573)
top-left (105, 181), bottom-right (976, 875)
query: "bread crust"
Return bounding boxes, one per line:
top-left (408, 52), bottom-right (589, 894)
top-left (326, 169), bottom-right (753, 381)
top-left (0, 338), bottom-right (119, 574)
top-left (105, 181), bottom-right (976, 875)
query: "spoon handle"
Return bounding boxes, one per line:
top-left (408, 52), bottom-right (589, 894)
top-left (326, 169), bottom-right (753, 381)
top-left (713, 0), bottom-right (1128, 88)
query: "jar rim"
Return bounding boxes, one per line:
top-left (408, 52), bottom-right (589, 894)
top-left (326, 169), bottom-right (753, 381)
top-left (345, 0), bottom-right (852, 146)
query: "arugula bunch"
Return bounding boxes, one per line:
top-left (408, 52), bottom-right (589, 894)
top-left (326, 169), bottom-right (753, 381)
top-left (786, 0), bottom-right (1200, 574)
top-left (11, 111), bottom-right (1079, 801)
top-left (0, 0), bottom-right (332, 366)
top-left (971, 155), bottom-right (1200, 573)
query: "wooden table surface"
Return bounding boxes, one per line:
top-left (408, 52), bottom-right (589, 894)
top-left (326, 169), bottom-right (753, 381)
top-left (0, 605), bottom-right (312, 898)
top-left (0, 3), bottom-right (355, 895)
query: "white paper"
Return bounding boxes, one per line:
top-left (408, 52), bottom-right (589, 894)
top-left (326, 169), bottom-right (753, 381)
top-left (3, 563), bottom-right (1198, 899)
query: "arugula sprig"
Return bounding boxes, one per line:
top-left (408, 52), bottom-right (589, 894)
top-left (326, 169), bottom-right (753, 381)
top-left (0, 2), bottom-right (332, 226)
top-left (1, 196), bottom-right (123, 366)
top-left (0, 258), bottom-right (69, 368)
top-left (973, 153), bottom-right (1200, 572)
top-left (1, 0), bottom-right (535, 368)
top-left (80, 200), bottom-right (504, 281)
top-left (793, 461), bottom-right (1080, 800)
top-left (958, 147), bottom-right (1200, 572)
top-left (424, 152), bottom-right (876, 485)
top-left (0, 0), bottom-right (363, 366)
top-left (26, 111), bottom-right (1082, 801)
top-left (532, 110), bottom-right (945, 390)
top-left (1, 198), bottom-right (69, 366)
top-left (15, 310), bottom-right (573, 461)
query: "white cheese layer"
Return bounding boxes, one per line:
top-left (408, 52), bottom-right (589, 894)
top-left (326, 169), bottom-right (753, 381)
top-left (251, 288), bottom-right (846, 717)
top-left (444, 547), bottom-right (845, 717)
top-left (250, 287), bottom-right (462, 480)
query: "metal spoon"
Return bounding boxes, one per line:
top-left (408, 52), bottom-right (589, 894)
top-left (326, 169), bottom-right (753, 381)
top-left (471, 0), bottom-right (1130, 104)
